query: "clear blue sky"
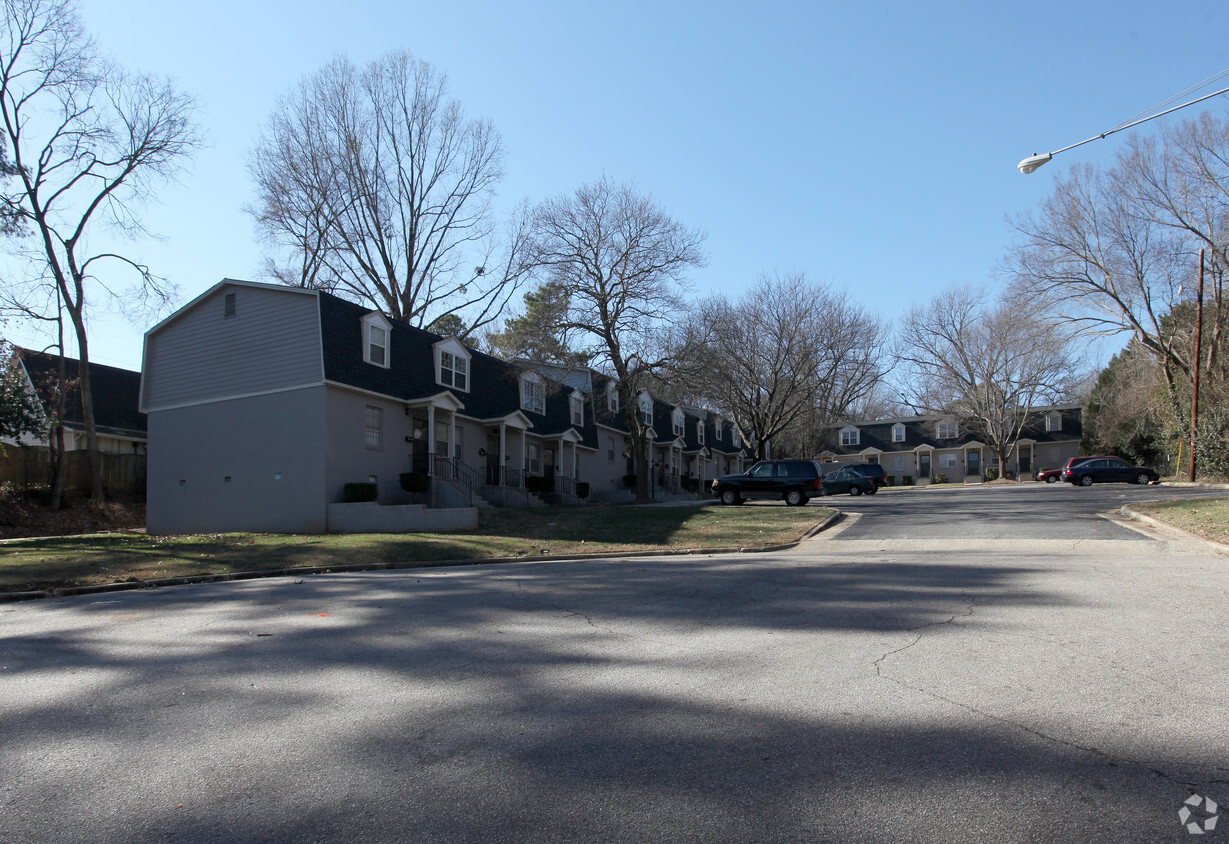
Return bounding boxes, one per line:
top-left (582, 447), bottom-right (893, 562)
top-left (7, 0), bottom-right (1229, 372)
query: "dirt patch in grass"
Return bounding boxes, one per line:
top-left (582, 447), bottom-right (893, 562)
top-left (0, 486), bottom-right (145, 540)
top-left (1131, 497), bottom-right (1229, 545)
top-left (0, 503), bottom-right (832, 593)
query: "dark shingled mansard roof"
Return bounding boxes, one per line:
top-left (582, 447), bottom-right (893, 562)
top-left (16, 347), bottom-right (146, 439)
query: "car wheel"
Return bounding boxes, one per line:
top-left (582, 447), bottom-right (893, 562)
top-left (720, 489), bottom-right (740, 505)
top-left (785, 489), bottom-right (805, 506)
top-left (849, 485), bottom-right (863, 496)
top-left (1134, 473), bottom-right (1151, 485)
top-left (1045, 475), bottom-right (1057, 484)
top-left (1078, 475), bottom-right (1093, 486)
top-left (866, 486), bottom-right (878, 495)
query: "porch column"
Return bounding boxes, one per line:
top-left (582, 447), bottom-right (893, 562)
top-left (499, 423), bottom-right (507, 485)
top-left (426, 405), bottom-right (436, 474)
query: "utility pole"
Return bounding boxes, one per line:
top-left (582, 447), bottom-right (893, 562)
top-left (1188, 249), bottom-right (1205, 483)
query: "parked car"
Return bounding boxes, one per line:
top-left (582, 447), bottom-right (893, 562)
top-left (711, 459), bottom-right (824, 506)
top-left (821, 468), bottom-right (878, 496)
top-left (1036, 456), bottom-right (1099, 483)
top-left (846, 462), bottom-right (888, 488)
top-left (1062, 457), bottom-right (1160, 486)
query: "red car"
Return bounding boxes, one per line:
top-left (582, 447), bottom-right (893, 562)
top-left (1036, 456), bottom-right (1103, 483)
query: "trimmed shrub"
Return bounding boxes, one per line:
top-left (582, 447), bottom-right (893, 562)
top-left (885, 476), bottom-right (896, 486)
top-left (902, 475), bottom-right (914, 486)
top-left (342, 482), bottom-right (378, 503)
top-left (526, 475), bottom-right (555, 494)
top-left (576, 481), bottom-right (590, 499)
top-left (622, 474), bottom-right (638, 489)
top-left (984, 467), bottom-right (1000, 482)
top-left (681, 477), bottom-right (699, 493)
top-left (399, 472), bottom-right (429, 493)
top-left (934, 473), bottom-right (949, 484)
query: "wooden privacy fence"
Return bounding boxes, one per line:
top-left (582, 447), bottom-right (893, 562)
top-left (0, 447), bottom-right (147, 499)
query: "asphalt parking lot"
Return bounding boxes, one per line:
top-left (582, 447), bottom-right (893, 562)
top-left (1, 483), bottom-right (1226, 843)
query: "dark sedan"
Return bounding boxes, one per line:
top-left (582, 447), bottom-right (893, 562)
top-left (1063, 457), bottom-right (1160, 486)
top-left (1037, 456), bottom-right (1100, 483)
top-left (821, 469), bottom-right (877, 496)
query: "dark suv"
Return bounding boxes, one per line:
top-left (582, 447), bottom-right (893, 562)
top-left (711, 459), bottom-right (824, 506)
top-left (846, 463), bottom-right (888, 488)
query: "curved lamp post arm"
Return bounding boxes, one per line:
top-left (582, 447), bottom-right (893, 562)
top-left (1017, 84), bottom-right (1229, 173)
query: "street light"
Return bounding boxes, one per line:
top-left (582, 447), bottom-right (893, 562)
top-left (1017, 79), bottom-right (1229, 174)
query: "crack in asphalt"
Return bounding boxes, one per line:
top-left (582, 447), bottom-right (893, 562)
top-left (877, 671), bottom-right (1226, 788)
top-left (872, 601), bottom-right (976, 677)
top-left (871, 601), bottom-right (1229, 789)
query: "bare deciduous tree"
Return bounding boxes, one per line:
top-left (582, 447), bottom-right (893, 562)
top-left (531, 176), bottom-right (706, 500)
top-left (684, 271), bottom-right (886, 460)
top-left (0, 0), bottom-right (201, 506)
top-left (1010, 114), bottom-right (1229, 402)
top-left (896, 284), bottom-right (1081, 474)
top-left (247, 51), bottom-right (533, 336)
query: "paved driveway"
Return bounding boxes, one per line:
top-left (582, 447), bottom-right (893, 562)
top-left (817, 480), bottom-right (1225, 540)
top-left (1, 486), bottom-right (1227, 843)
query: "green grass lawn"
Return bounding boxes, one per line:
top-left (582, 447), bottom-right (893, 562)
top-left (0, 503), bottom-right (832, 593)
top-left (1131, 496), bottom-right (1229, 545)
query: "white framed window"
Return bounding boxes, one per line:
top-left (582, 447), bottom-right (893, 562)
top-left (607, 383), bottom-right (620, 412)
top-left (840, 427), bottom-right (859, 446)
top-left (697, 423), bottom-right (705, 445)
top-left (640, 396), bottom-right (653, 427)
top-left (454, 425), bottom-right (463, 460)
top-left (607, 436), bottom-right (615, 463)
top-left (435, 421), bottom-right (450, 457)
top-left (570, 394), bottom-right (583, 426)
top-left (715, 424), bottom-right (723, 442)
top-left (937, 421), bottom-right (958, 440)
top-left (366, 324), bottom-right (388, 368)
top-left (440, 351), bottom-right (467, 390)
top-left (1046, 412), bottom-right (1062, 432)
top-left (224, 291), bottom-right (236, 318)
top-left (940, 453), bottom-right (958, 468)
top-left (672, 409), bottom-right (684, 437)
top-left (521, 378), bottom-right (544, 414)
top-left (892, 423), bottom-right (906, 443)
top-left (364, 406), bottom-right (383, 450)
top-left (525, 442), bottom-right (542, 474)
top-left (894, 456), bottom-right (904, 470)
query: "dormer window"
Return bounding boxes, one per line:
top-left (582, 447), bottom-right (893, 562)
top-left (639, 395), bottom-right (653, 427)
top-left (715, 423), bottom-right (723, 443)
top-left (1046, 411), bottom-right (1062, 432)
top-left (570, 394), bottom-right (583, 426)
top-left (937, 421), bottom-right (958, 440)
top-left (840, 426), bottom-right (860, 446)
top-left (362, 312), bottom-right (392, 368)
top-left (521, 374), bottom-right (544, 414)
top-left (607, 382), bottom-right (620, 412)
top-left (892, 423), bottom-right (906, 443)
top-left (440, 351), bottom-right (467, 390)
top-left (672, 409), bottom-right (684, 437)
top-left (697, 423), bottom-right (705, 445)
top-left (433, 337), bottom-right (471, 392)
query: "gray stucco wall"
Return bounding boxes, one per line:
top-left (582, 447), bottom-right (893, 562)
top-left (143, 285), bottom-right (322, 410)
top-left (147, 386), bottom-right (328, 534)
top-left (324, 387), bottom-right (418, 506)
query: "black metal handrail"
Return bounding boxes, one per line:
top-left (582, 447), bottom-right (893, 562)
top-left (432, 455), bottom-right (483, 503)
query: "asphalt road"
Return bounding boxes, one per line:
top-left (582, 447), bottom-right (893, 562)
top-left (817, 480), bottom-right (1228, 540)
top-left (2, 484), bottom-right (1227, 843)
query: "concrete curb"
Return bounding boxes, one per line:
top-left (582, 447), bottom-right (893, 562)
top-left (1119, 504), bottom-right (1229, 553)
top-left (0, 510), bottom-right (846, 604)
